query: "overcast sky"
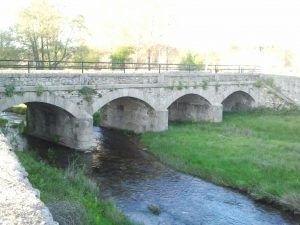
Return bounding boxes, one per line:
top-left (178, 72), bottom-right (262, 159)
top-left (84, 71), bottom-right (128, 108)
top-left (1, 0), bottom-right (300, 50)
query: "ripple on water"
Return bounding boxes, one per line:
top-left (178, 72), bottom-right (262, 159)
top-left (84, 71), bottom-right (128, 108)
top-left (1, 113), bottom-right (297, 225)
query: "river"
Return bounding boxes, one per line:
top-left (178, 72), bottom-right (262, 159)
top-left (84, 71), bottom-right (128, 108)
top-left (0, 112), bottom-right (298, 225)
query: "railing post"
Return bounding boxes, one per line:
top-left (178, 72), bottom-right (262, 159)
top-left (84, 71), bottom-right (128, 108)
top-left (215, 65), bottom-right (218, 73)
top-left (81, 62), bottom-right (84, 74)
top-left (188, 64), bottom-right (191, 73)
top-left (27, 61), bottom-right (30, 73)
top-left (159, 64), bottom-right (161, 74)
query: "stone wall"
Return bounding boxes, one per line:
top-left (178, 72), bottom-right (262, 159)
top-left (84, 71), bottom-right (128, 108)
top-left (261, 74), bottom-right (300, 106)
top-left (0, 133), bottom-right (57, 225)
top-left (0, 71), bottom-right (297, 149)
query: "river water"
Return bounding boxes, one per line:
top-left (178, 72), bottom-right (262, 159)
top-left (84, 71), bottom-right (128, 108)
top-left (0, 112), bottom-right (298, 225)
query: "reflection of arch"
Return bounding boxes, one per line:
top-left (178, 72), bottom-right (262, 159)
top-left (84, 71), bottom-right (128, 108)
top-left (0, 92), bottom-right (81, 118)
top-left (92, 89), bottom-right (157, 114)
top-left (222, 91), bottom-right (255, 112)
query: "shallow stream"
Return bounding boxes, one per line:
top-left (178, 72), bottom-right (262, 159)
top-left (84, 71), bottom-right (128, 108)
top-left (0, 112), bottom-right (298, 225)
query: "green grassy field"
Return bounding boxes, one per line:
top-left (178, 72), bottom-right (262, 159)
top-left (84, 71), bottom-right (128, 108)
top-left (141, 109), bottom-right (300, 214)
top-left (16, 151), bottom-right (134, 225)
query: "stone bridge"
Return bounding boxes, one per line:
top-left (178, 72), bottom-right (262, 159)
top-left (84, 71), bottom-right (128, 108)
top-left (0, 72), bottom-right (296, 150)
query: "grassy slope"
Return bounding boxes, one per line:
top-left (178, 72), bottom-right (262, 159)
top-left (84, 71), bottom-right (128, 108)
top-left (16, 151), bottom-right (134, 225)
top-left (141, 110), bottom-right (300, 213)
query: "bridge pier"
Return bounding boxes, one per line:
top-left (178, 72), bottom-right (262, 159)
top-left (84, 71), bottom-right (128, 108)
top-left (26, 103), bottom-right (94, 150)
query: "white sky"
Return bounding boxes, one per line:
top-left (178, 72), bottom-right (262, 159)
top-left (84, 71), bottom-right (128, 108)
top-left (1, 0), bottom-right (300, 50)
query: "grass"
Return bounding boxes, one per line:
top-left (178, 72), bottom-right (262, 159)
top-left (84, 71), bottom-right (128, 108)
top-left (141, 108), bottom-right (300, 214)
top-left (0, 118), bottom-right (8, 127)
top-left (16, 151), bottom-right (134, 225)
top-left (93, 111), bottom-right (101, 126)
top-left (147, 204), bottom-right (161, 215)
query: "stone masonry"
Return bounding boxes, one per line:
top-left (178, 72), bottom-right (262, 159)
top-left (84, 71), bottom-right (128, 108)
top-left (0, 72), bottom-right (296, 150)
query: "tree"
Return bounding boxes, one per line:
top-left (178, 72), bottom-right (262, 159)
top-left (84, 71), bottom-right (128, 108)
top-left (72, 44), bottom-right (101, 62)
top-left (179, 52), bottom-right (204, 71)
top-left (0, 28), bottom-right (23, 60)
top-left (110, 46), bottom-right (135, 70)
top-left (16, 0), bottom-right (86, 68)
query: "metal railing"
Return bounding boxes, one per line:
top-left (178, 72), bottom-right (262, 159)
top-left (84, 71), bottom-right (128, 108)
top-left (0, 59), bottom-right (260, 74)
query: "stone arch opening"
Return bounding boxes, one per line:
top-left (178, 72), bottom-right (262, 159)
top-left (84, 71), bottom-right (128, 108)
top-left (95, 97), bottom-right (160, 133)
top-left (222, 91), bottom-right (255, 112)
top-left (1, 101), bottom-right (93, 150)
top-left (0, 93), bottom-right (81, 118)
top-left (168, 94), bottom-right (217, 122)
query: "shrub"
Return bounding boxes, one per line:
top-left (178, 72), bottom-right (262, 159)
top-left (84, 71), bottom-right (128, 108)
top-left (79, 87), bottom-right (97, 103)
top-left (4, 84), bottom-right (15, 97)
top-left (35, 84), bottom-right (44, 96)
top-left (202, 80), bottom-right (209, 90)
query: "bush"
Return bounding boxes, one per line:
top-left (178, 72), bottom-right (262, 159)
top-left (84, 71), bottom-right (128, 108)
top-left (110, 46), bottom-right (135, 70)
top-left (179, 52), bottom-right (204, 71)
top-left (4, 84), bottom-right (15, 97)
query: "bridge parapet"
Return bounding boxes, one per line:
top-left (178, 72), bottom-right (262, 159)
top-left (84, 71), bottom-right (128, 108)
top-left (0, 72), bottom-right (260, 91)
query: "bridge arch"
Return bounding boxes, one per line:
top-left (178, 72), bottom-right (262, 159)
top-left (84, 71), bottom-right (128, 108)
top-left (164, 90), bottom-right (213, 110)
top-left (0, 92), bottom-right (84, 118)
top-left (222, 90), bottom-right (256, 112)
top-left (92, 90), bottom-right (164, 133)
top-left (0, 92), bottom-right (93, 150)
top-left (167, 93), bottom-right (221, 122)
top-left (91, 89), bottom-right (157, 114)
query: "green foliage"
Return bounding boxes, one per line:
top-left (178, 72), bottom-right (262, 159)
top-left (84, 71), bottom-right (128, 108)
top-left (179, 52), bottom-right (204, 71)
top-left (18, 120), bottom-right (27, 135)
top-left (4, 84), bottom-right (15, 97)
top-left (35, 84), bottom-right (44, 96)
top-left (16, 0), bottom-right (86, 66)
top-left (254, 79), bottom-right (263, 88)
top-left (201, 80), bottom-right (209, 90)
top-left (142, 109), bottom-right (300, 214)
top-left (110, 46), bottom-right (135, 70)
top-left (16, 151), bottom-right (134, 225)
top-left (147, 204), bottom-right (161, 215)
top-left (51, 134), bottom-right (60, 144)
top-left (176, 81), bottom-right (184, 90)
top-left (0, 118), bottom-right (8, 127)
top-left (0, 28), bottom-right (23, 59)
top-left (72, 44), bottom-right (100, 62)
top-left (47, 148), bottom-right (56, 163)
top-left (93, 111), bottom-right (101, 126)
top-left (79, 87), bottom-right (97, 103)
top-left (254, 77), bottom-right (279, 91)
top-left (264, 77), bottom-right (275, 88)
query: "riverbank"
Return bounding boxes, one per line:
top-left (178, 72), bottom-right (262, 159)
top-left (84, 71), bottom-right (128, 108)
top-left (0, 133), bottom-right (57, 225)
top-left (16, 150), bottom-right (134, 225)
top-left (141, 109), bottom-right (300, 216)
